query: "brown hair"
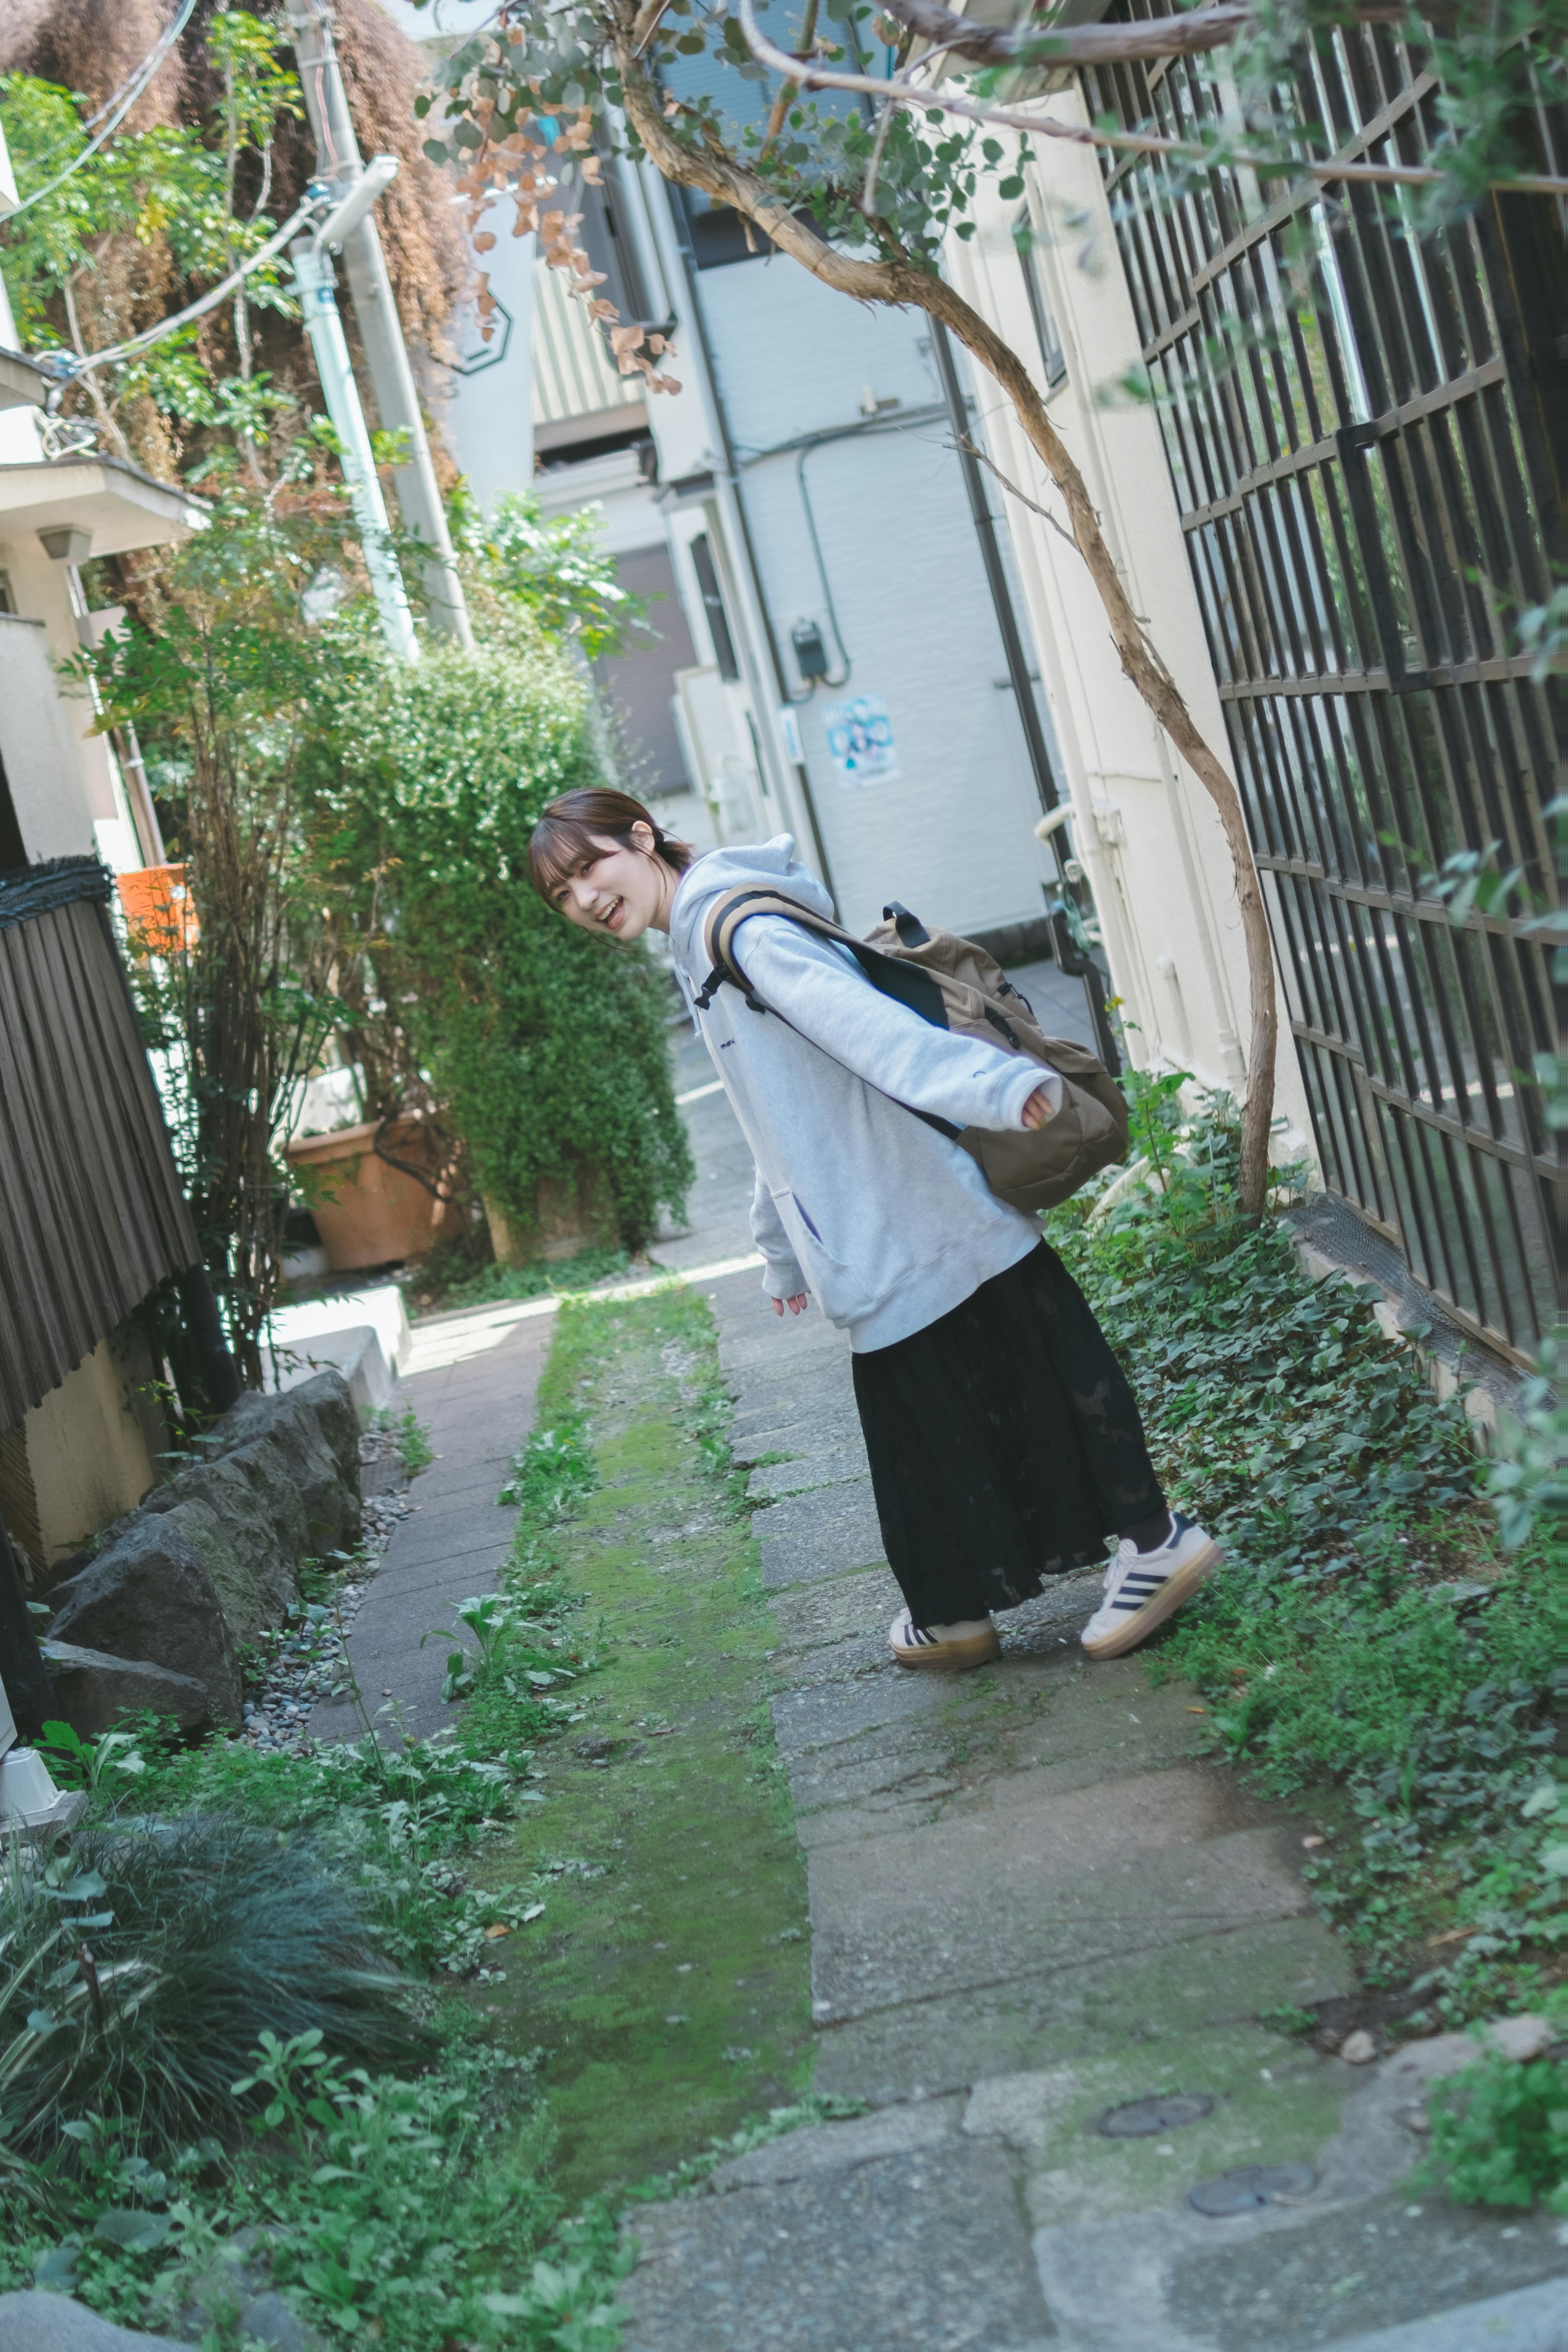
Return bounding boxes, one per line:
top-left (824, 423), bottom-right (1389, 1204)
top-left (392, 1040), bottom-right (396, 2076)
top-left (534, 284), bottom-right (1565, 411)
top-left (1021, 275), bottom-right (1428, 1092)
top-left (529, 788), bottom-right (694, 906)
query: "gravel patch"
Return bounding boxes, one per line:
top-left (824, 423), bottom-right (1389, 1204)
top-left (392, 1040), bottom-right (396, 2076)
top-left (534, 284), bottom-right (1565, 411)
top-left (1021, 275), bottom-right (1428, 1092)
top-left (235, 1429), bottom-right (413, 1755)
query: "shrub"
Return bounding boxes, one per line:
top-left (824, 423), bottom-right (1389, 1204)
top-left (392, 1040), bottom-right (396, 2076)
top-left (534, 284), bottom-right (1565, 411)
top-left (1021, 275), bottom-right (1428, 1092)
top-left (0, 1817), bottom-right (419, 2153)
top-left (303, 641), bottom-right (693, 1253)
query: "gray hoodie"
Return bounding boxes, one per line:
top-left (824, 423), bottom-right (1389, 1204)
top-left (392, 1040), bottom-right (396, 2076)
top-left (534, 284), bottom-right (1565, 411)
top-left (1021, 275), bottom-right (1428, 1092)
top-left (668, 835), bottom-right (1055, 1351)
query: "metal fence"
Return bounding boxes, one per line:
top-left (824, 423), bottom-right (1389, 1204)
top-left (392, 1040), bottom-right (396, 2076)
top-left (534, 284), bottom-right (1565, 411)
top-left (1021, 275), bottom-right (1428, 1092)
top-left (1084, 9), bottom-right (1564, 1358)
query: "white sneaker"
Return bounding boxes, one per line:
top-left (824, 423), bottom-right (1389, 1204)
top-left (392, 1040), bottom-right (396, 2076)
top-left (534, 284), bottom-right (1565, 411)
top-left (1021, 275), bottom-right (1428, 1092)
top-left (889, 1610), bottom-right (1001, 1672)
top-left (1080, 1513), bottom-right (1220, 1660)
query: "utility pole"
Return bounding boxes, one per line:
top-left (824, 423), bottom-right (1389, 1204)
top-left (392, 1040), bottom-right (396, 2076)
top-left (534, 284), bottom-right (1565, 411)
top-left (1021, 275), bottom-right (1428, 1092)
top-left (292, 235), bottom-right (420, 662)
top-left (283, 0), bottom-right (474, 650)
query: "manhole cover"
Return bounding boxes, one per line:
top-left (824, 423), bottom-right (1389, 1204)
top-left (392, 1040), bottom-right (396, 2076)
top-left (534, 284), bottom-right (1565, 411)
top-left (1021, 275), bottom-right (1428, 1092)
top-left (1187, 2163), bottom-right (1318, 2216)
top-left (1097, 2094), bottom-right (1215, 2138)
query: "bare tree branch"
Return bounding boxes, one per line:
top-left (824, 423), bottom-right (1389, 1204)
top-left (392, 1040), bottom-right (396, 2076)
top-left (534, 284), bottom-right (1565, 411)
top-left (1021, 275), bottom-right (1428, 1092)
top-left (736, 0), bottom-right (1568, 196)
top-left (873, 0), bottom-right (1253, 71)
top-left (958, 434), bottom-right (1078, 547)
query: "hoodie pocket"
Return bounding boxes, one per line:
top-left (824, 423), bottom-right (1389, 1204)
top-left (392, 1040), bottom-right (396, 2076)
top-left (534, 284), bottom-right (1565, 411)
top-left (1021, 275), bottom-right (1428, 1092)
top-left (770, 1187), bottom-right (876, 1323)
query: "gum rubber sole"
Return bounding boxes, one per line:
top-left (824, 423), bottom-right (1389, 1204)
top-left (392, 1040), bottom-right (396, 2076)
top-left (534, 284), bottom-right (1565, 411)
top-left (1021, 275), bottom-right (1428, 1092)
top-left (1081, 1540), bottom-right (1221, 1661)
top-left (891, 1629), bottom-right (1003, 1673)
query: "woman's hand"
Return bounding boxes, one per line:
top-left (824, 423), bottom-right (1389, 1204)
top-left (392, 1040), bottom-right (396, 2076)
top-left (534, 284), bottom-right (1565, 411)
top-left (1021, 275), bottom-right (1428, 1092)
top-left (772, 1293), bottom-right (810, 1317)
top-left (1021, 1085), bottom-right (1055, 1130)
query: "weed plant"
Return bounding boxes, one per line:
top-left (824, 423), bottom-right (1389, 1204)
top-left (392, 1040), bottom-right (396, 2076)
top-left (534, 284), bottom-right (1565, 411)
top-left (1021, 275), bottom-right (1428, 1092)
top-left (1419, 2026), bottom-right (1568, 2212)
top-left (7, 2036), bottom-right (628, 2347)
top-left (414, 1241), bottom-right (633, 1316)
top-left (1050, 1079), bottom-right (1563, 2022)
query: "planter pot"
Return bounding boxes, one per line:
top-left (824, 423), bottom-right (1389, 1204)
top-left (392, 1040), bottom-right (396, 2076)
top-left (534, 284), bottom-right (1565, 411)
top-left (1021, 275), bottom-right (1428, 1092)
top-left (286, 1117), bottom-right (452, 1272)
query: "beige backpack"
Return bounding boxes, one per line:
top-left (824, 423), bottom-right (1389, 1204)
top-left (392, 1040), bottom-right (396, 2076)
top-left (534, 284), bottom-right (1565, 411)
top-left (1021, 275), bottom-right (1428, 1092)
top-left (695, 889), bottom-right (1129, 1214)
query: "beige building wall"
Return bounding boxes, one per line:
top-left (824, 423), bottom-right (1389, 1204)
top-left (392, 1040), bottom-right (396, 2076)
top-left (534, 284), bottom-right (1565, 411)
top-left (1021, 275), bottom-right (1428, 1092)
top-left (0, 1330), bottom-right (163, 1582)
top-left (944, 95), bottom-right (1314, 1157)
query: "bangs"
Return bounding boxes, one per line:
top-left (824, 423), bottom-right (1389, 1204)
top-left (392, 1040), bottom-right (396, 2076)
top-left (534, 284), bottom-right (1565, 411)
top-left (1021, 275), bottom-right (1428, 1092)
top-left (528, 813), bottom-right (612, 903)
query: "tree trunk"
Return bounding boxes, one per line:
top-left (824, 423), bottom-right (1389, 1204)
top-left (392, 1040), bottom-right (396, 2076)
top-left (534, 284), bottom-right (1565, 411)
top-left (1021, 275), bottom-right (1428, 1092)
top-left (617, 40), bottom-right (1279, 1213)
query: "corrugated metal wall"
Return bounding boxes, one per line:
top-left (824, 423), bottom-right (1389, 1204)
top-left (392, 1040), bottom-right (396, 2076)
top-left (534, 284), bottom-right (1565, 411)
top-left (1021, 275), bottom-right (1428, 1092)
top-left (0, 858), bottom-right (197, 1433)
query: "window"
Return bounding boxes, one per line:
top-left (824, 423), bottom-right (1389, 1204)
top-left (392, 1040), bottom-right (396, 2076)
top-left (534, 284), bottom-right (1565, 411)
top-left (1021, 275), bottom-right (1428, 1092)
top-left (689, 534), bottom-right (739, 682)
top-left (0, 748), bottom-right (27, 873)
top-left (1016, 213), bottom-right (1068, 392)
top-left (577, 175), bottom-right (661, 326)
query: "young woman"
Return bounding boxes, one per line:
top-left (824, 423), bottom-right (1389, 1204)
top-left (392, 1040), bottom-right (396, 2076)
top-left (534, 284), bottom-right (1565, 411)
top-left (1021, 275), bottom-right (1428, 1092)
top-left (530, 786), bottom-right (1218, 1669)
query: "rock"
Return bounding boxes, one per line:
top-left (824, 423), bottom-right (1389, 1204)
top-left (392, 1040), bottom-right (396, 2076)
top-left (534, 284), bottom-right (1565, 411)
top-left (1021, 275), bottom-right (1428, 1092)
top-left (47, 1520), bottom-right (240, 1729)
top-left (1339, 2029), bottom-right (1378, 2064)
top-left (138, 1441), bottom-right (306, 1644)
top-left (235, 2290), bottom-right (327, 2351)
top-left (40, 1639), bottom-right (210, 1737)
top-left (147, 1494), bottom-right (250, 1643)
top-left (0, 2289), bottom-right (189, 2349)
top-left (210, 1375), bottom-right (362, 1555)
top-left (1484, 2013), bottom-right (1555, 2063)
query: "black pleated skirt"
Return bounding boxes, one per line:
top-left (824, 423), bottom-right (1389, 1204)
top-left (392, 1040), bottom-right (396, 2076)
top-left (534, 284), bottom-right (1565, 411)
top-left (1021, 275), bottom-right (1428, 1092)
top-left (851, 1240), bottom-right (1166, 1628)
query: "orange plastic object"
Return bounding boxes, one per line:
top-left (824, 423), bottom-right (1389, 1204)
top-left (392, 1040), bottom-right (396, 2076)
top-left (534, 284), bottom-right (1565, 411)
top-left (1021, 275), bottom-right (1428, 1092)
top-left (116, 864), bottom-right (198, 956)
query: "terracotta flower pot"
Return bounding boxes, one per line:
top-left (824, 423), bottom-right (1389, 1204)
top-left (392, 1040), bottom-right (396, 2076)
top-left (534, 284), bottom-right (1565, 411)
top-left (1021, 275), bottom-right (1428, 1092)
top-left (285, 1116), bottom-right (452, 1272)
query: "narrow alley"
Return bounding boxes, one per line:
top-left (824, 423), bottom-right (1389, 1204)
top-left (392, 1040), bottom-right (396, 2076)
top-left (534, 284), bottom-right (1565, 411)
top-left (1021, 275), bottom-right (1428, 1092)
top-left (320, 986), bottom-right (1565, 2352)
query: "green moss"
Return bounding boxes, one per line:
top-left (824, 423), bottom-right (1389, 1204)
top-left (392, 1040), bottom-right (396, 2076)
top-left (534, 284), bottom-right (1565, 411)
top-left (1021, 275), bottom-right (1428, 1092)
top-left (468, 1285), bottom-right (814, 2197)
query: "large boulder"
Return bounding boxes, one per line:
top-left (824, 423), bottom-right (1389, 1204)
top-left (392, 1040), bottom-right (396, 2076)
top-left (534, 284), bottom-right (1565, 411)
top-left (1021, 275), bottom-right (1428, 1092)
top-left (148, 1491), bottom-right (261, 1649)
top-left (47, 1520), bottom-right (241, 1728)
top-left (208, 1373), bottom-right (361, 1557)
top-left (137, 1439), bottom-right (307, 1644)
top-left (40, 1639), bottom-right (211, 1738)
top-left (0, 2291), bottom-right (191, 2351)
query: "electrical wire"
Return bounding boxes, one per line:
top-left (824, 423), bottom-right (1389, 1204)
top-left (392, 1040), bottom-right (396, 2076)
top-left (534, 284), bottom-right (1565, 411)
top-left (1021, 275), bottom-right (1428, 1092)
top-left (80, 0), bottom-right (198, 130)
top-left (6, 0), bottom-right (200, 220)
top-left (49, 188), bottom-right (328, 390)
top-left (735, 404), bottom-right (949, 698)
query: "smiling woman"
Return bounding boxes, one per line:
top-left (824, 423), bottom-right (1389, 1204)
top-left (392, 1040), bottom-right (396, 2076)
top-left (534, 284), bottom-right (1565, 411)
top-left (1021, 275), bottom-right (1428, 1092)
top-left (531, 786), bottom-right (1219, 1679)
top-left (528, 786), bottom-right (694, 939)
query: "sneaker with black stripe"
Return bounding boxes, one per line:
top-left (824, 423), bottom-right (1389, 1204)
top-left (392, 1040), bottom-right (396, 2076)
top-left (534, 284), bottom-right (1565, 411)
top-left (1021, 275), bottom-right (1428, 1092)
top-left (1080, 1513), bottom-right (1220, 1660)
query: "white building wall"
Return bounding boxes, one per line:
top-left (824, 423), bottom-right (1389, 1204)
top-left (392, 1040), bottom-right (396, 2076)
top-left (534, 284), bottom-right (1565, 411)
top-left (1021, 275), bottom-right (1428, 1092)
top-left (945, 96), bottom-right (1313, 1148)
top-left (691, 255), bottom-right (1055, 938)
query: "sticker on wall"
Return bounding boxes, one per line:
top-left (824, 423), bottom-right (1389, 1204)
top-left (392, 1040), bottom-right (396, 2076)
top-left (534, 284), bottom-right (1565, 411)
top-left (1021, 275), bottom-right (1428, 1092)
top-left (823, 695), bottom-right (899, 787)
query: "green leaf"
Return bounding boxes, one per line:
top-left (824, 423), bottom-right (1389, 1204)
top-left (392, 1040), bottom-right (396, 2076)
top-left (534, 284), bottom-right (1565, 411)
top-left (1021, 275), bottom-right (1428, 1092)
top-left (93, 2210), bottom-right (172, 2251)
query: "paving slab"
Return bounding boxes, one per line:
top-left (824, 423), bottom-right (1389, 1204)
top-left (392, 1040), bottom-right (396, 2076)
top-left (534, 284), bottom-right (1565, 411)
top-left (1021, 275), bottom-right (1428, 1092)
top-left (311, 1314), bottom-right (549, 1747)
top-left (731, 1400), bottom-right (862, 1465)
top-left (810, 1815), bottom-right (1314, 2022)
top-left (811, 1914), bottom-right (1356, 2108)
top-left (626, 2140), bottom-right (1055, 2350)
top-left (1168, 2190), bottom-right (1568, 2350)
top-left (747, 1442), bottom-right (871, 1500)
top-left (755, 1478), bottom-right (887, 1586)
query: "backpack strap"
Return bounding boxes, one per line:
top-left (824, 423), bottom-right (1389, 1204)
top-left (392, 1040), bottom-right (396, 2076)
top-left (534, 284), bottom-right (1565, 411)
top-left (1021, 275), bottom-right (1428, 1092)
top-left (692, 886), bottom-right (962, 1141)
top-left (693, 887), bottom-right (851, 1012)
top-left (696, 887), bottom-right (952, 1036)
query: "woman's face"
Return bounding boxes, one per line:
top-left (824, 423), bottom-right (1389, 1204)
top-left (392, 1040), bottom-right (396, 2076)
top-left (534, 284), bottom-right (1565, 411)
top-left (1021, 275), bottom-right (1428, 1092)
top-left (550, 824), bottom-right (670, 940)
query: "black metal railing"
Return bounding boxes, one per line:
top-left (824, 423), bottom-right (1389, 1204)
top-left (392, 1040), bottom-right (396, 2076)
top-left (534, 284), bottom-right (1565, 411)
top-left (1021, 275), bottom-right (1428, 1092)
top-left (1082, 9), bottom-right (1564, 1357)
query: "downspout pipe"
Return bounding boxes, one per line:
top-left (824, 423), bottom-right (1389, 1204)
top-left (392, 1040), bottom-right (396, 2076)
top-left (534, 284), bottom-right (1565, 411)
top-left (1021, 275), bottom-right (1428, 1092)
top-left (292, 239), bottom-right (419, 663)
top-left (283, 0), bottom-right (474, 649)
top-left (929, 318), bottom-right (1060, 820)
top-left (929, 317), bottom-right (1120, 1070)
